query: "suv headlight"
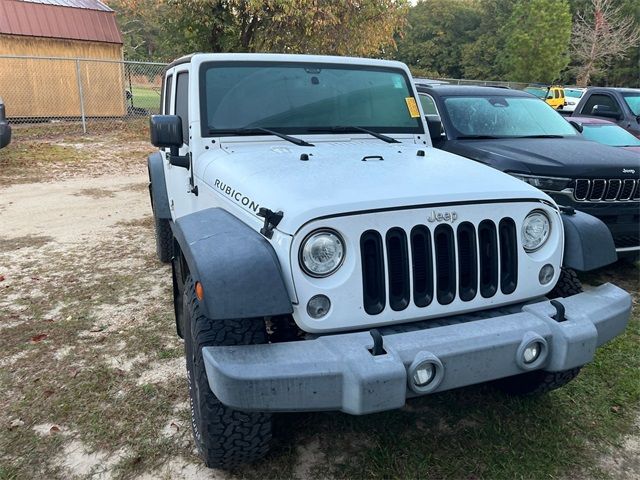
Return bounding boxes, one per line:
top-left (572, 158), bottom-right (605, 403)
top-left (510, 173), bottom-right (571, 191)
top-left (522, 210), bottom-right (551, 252)
top-left (299, 229), bottom-right (345, 277)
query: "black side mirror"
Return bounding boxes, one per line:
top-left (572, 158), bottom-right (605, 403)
top-left (150, 115), bottom-right (189, 169)
top-left (569, 120), bottom-right (583, 133)
top-left (425, 115), bottom-right (444, 142)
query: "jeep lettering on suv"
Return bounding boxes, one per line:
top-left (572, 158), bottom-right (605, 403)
top-left (147, 54), bottom-right (631, 469)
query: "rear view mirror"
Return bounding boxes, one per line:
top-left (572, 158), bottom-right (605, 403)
top-left (590, 105), bottom-right (621, 120)
top-left (150, 115), bottom-right (183, 149)
top-left (425, 116), bottom-right (444, 142)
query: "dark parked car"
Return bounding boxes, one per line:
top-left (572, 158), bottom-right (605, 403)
top-left (568, 116), bottom-right (640, 153)
top-left (416, 84), bottom-right (640, 256)
top-left (571, 87), bottom-right (640, 138)
top-left (0, 97), bottom-right (10, 149)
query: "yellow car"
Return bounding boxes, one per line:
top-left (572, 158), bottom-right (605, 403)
top-left (524, 85), bottom-right (566, 110)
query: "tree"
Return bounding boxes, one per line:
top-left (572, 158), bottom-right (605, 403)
top-left (501, 0), bottom-right (572, 83)
top-left (571, 0), bottom-right (640, 86)
top-left (396, 0), bottom-right (482, 78)
top-left (162, 0), bottom-right (409, 57)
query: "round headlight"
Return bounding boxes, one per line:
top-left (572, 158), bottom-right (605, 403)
top-left (521, 210), bottom-right (551, 252)
top-left (300, 229), bottom-right (345, 277)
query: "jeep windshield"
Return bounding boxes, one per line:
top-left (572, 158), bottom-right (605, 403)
top-left (443, 96), bottom-right (578, 139)
top-left (200, 62), bottom-right (423, 136)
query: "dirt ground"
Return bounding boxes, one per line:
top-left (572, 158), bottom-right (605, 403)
top-left (0, 133), bottom-right (638, 480)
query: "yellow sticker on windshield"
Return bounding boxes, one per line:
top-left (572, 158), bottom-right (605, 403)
top-left (405, 97), bottom-right (420, 118)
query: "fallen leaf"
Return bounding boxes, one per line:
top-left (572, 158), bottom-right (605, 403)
top-left (0, 275), bottom-right (5, 282)
top-left (69, 369), bottom-right (79, 378)
top-left (611, 405), bottom-right (621, 413)
top-left (49, 425), bottom-right (61, 434)
top-left (9, 419), bottom-right (24, 430)
top-left (43, 389), bottom-right (55, 398)
top-left (30, 334), bottom-right (48, 343)
top-left (170, 422), bottom-right (180, 433)
top-left (89, 325), bottom-right (104, 333)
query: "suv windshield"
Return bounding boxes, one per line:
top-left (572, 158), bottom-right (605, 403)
top-left (443, 96), bottom-right (578, 139)
top-left (200, 62), bottom-right (423, 136)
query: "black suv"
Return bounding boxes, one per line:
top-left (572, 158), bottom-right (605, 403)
top-left (416, 84), bottom-right (640, 257)
top-left (0, 97), bottom-right (10, 149)
top-left (572, 87), bottom-right (640, 138)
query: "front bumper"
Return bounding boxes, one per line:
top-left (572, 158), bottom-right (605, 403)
top-left (203, 284), bottom-right (631, 415)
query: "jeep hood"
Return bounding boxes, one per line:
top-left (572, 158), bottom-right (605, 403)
top-left (443, 137), bottom-right (640, 178)
top-left (200, 140), bottom-right (552, 234)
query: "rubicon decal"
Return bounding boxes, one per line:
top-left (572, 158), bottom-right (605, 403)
top-left (214, 179), bottom-right (260, 213)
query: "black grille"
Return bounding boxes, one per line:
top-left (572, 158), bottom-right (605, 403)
top-left (573, 179), bottom-right (639, 202)
top-left (360, 218), bottom-right (517, 315)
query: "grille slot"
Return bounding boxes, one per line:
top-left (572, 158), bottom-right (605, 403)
top-left (410, 226), bottom-right (433, 308)
top-left (360, 230), bottom-right (385, 315)
top-left (499, 218), bottom-right (518, 295)
top-left (478, 220), bottom-right (499, 298)
top-left (574, 179), bottom-right (589, 201)
top-left (573, 178), bottom-right (639, 202)
top-left (385, 228), bottom-right (410, 311)
top-left (620, 180), bottom-right (635, 201)
top-left (360, 217), bottom-right (518, 315)
top-left (457, 222), bottom-right (478, 302)
top-left (434, 225), bottom-right (456, 305)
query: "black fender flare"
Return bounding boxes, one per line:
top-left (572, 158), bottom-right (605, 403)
top-left (561, 210), bottom-right (617, 271)
top-left (147, 152), bottom-right (171, 219)
top-left (172, 207), bottom-right (293, 320)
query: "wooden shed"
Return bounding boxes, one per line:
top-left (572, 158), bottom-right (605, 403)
top-left (0, 0), bottom-right (126, 118)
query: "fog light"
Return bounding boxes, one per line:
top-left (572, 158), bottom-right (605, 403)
top-left (307, 295), bottom-right (331, 319)
top-left (412, 362), bottom-right (436, 387)
top-left (539, 264), bottom-right (554, 285)
top-left (523, 342), bottom-right (542, 364)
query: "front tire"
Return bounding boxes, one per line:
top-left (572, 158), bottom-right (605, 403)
top-left (183, 276), bottom-right (272, 469)
top-left (154, 215), bottom-right (173, 263)
top-left (496, 268), bottom-right (584, 396)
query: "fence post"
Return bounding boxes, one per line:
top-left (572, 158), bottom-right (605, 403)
top-left (75, 59), bottom-right (87, 134)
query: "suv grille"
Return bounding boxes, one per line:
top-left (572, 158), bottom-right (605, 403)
top-left (574, 179), bottom-right (639, 202)
top-left (360, 218), bottom-right (518, 315)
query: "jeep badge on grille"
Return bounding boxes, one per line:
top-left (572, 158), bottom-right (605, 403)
top-left (427, 210), bottom-right (458, 223)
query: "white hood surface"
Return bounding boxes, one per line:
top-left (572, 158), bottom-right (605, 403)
top-left (200, 139), bottom-right (551, 234)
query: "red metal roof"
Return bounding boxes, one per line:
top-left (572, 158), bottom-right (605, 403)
top-left (0, 0), bottom-right (122, 44)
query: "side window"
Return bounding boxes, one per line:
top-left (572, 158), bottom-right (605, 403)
top-left (418, 93), bottom-right (438, 116)
top-left (554, 90), bottom-right (560, 99)
top-left (163, 74), bottom-right (173, 114)
top-left (175, 72), bottom-right (189, 144)
top-left (582, 94), bottom-right (620, 115)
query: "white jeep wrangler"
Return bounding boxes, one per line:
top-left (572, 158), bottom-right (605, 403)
top-left (147, 53), bottom-right (631, 469)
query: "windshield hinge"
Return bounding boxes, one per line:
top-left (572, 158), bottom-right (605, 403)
top-left (258, 208), bottom-right (284, 239)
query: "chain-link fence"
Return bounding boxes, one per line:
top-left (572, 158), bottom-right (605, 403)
top-left (0, 55), bottom-right (167, 138)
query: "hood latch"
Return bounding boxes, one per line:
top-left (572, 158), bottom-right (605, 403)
top-left (258, 208), bottom-right (284, 239)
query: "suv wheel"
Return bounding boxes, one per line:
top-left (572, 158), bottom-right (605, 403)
top-left (153, 215), bottom-right (173, 263)
top-left (495, 268), bottom-right (583, 396)
top-left (183, 275), bottom-right (272, 468)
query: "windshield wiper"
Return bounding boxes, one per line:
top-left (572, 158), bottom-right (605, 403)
top-left (515, 135), bottom-right (564, 139)
top-left (308, 126), bottom-right (400, 144)
top-left (209, 127), bottom-right (314, 147)
top-left (456, 135), bottom-right (505, 140)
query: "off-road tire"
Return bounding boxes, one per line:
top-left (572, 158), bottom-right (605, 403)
top-left (154, 215), bottom-right (173, 263)
top-left (547, 267), bottom-right (582, 298)
top-left (183, 276), bottom-right (272, 469)
top-left (496, 268), bottom-right (584, 396)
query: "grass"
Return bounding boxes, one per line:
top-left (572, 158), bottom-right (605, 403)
top-left (130, 86), bottom-right (161, 112)
top-left (0, 130), bottom-right (638, 478)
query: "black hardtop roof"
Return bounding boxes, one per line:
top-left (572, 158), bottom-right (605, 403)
top-left (415, 84), bottom-right (532, 97)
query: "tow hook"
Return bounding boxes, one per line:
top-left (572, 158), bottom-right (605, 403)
top-left (550, 300), bottom-right (566, 322)
top-left (368, 329), bottom-right (386, 356)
